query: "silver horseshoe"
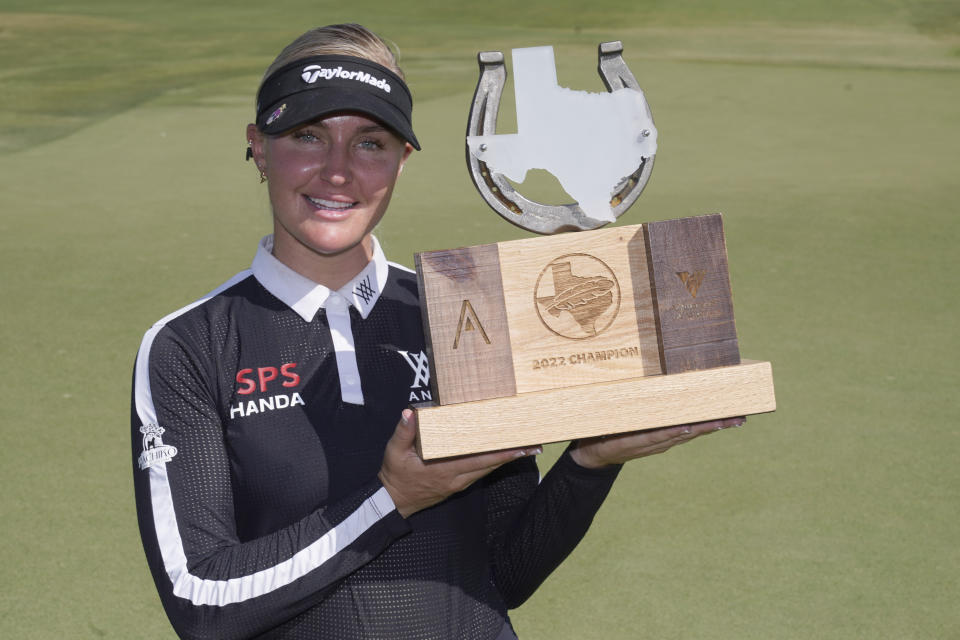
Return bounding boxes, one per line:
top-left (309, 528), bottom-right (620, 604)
top-left (465, 41), bottom-right (656, 235)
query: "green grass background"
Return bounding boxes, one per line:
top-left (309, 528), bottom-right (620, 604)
top-left (1, 0), bottom-right (958, 638)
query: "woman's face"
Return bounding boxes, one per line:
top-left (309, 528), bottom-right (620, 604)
top-left (248, 113), bottom-right (413, 279)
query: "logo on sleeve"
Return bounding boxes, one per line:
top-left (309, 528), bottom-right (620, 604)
top-left (138, 424), bottom-right (178, 470)
top-left (399, 350), bottom-right (432, 403)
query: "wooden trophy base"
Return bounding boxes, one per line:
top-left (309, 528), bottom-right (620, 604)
top-left (412, 214), bottom-right (776, 459)
top-left (414, 360), bottom-right (774, 459)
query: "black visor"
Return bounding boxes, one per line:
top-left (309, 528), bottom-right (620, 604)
top-left (255, 55), bottom-right (420, 150)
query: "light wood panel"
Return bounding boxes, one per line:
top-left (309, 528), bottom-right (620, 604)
top-left (414, 360), bottom-right (776, 459)
top-left (497, 225), bottom-right (662, 394)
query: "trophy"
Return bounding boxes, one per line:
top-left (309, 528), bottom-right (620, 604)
top-left (412, 43), bottom-right (776, 459)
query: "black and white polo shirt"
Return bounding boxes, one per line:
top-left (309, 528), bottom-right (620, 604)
top-left (132, 236), bottom-right (621, 639)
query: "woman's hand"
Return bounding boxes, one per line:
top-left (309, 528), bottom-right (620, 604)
top-left (569, 417), bottom-right (746, 469)
top-left (378, 409), bottom-right (542, 518)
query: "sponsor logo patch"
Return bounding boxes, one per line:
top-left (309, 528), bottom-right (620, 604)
top-left (138, 424), bottom-right (178, 470)
top-left (266, 103), bottom-right (287, 126)
top-left (399, 350), bottom-right (432, 402)
top-left (230, 362), bottom-right (305, 419)
top-left (230, 392), bottom-right (306, 419)
top-left (300, 64), bottom-right (392, 93)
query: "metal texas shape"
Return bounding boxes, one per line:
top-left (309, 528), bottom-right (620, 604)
top-left (465, 42), bottom-right (657, 235)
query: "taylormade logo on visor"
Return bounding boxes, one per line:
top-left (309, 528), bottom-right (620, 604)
top-left (301, 65), bottom-right (392, 93)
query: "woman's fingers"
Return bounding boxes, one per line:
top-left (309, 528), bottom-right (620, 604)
top-left (380, 410), bottom-right (540, 517)
top-left (571, 417), bottom-right (747, 468)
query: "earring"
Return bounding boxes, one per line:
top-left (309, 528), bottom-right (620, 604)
top-left (248, 140), bottom-right (266, 182)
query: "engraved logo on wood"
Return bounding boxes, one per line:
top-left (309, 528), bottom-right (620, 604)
top-left (453, 299), bottom-right (492, 349)
top-left (534, 253), bottom-right (621, 340)
top-left (676, 270), bottom-right (706, 298)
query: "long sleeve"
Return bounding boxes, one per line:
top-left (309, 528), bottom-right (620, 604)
top-left (484, 447), bottom-right (622, 608)
top-left (131, 322), bottom-right (411, 640)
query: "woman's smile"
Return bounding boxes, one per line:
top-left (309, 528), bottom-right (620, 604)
top-left (304, 194), bottom-right (360, 219)
top-left (305, 195), bottom-right (357, 212)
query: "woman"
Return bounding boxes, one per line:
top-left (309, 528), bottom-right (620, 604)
top-left (132, 23), bottom-right (741, 640)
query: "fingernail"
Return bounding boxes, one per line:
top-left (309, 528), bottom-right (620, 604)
top-left (530, 446), bottom-right (543, 455)
top-left (683, 427), bottom-right (692, 435)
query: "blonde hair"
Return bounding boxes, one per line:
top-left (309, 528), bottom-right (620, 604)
top-left (260, 24), bottom-right (403, 94)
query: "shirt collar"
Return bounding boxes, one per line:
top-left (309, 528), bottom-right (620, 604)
top-left (251, 235), bottom-right (388, 322)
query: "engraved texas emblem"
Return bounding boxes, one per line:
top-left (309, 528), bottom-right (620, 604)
top-left (676, 270), bottom-right (707, 298)
top-left (535, 253), bottom-right (621, 339)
